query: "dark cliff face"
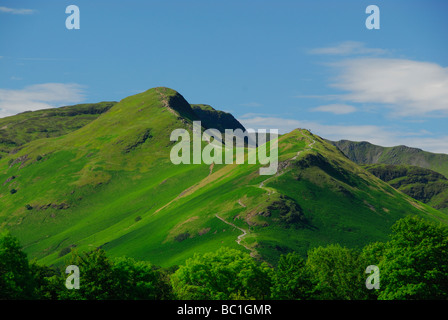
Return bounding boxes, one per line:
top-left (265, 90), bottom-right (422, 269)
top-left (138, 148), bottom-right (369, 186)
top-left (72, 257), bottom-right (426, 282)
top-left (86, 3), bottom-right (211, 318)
top-left (190, 104), bottom-right (246, 133)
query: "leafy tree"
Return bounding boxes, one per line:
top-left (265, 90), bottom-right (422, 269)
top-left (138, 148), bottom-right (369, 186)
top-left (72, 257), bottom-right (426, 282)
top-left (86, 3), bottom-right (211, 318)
top-left (61, 248), bottom-right (118, 300)
top-left (29, 262), bottom-right (65, 300)
top-left (0, 232), bottom-right (35, 299)
top-left (306, 244), bottom-right (369, 300)
top-left (112, 257), bottom-right (173, 300)
top-left (59, 249), bottom-right (172, 300)
top-left (170, 247), bottom-right (273, 300)
top-left (271, 252), bottom-right (314, 300)
top-left (376, 216), bottom-right (448, 300)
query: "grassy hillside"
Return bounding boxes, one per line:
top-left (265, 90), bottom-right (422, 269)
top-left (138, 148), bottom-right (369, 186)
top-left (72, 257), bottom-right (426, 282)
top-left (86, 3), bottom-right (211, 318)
top-left (363, 164), bottom-right (448, 213)
top-left (331, 140), bottom-right (448, 178)
top-left (1, 87), bottom-right (447, 268)
top-left (0, 102), bottom-right (116, 157)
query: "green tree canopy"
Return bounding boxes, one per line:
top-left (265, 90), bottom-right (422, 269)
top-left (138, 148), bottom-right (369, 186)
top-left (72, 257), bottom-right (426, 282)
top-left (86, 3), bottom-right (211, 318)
top-left (170, 247), bottom-right (273, 300)
top-left (0, 232), bottom-right (35, 299)
top-left (271, 252), bottom-right (314, 300)
top-left (60, 249), bottom-right (172, 300)
top-left (376, 216), bottom-right (448, 300)
top-left (306, 244), bottom-right (369, 300)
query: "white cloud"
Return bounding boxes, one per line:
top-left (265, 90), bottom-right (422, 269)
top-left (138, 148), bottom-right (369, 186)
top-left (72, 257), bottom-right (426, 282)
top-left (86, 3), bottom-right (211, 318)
top-left (0, 83), bottom-right (85, 118)
top-left (309, 41), bottom-right (388, 56)
top-left (0, 6), bottom-right (36, 14)
top-left (238, 116), bottom-right (448, 154)
top-left (311, 104), bottom-right (356, 115)
top-left (331, 58), bottom-right (448, 117)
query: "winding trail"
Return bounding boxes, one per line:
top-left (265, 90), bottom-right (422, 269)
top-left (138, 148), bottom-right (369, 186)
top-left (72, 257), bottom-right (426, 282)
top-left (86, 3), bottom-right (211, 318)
top-left (215, 214), bottom-right (256, 258)
top-left (218, 130), bottom-right (317, 257)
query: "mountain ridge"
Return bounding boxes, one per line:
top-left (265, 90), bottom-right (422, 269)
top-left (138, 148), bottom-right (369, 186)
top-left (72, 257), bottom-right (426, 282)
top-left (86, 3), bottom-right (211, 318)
top-left (1, 87), bottom-right (447, 267)
top-left (330, 139), bottom-right (448, 178)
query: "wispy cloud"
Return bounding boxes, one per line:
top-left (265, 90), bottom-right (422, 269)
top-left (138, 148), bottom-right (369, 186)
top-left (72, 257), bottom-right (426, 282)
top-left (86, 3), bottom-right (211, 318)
top-left (309, 41), bottom-right (388, 56)
top-left (310, 104), bottom-right (356, 115)
top-left (238, 116), bottom-right (448, 154)
top-left (331, 58), bottom-right (448, 117)
top-left (0, 6), bottom-right (36, 15)
top-left (0, 83), bottom-right (85, 118)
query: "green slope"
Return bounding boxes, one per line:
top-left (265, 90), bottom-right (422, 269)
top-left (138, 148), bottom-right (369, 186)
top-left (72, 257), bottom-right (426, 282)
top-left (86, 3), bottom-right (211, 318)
top-left (1, 87), bottom-right (447, 268)
top-left (0, 102), bottom-right (116, 157)
top-left (363, 164), bottom-right (448, 213)
top-left (331, 140), bottom-right (448, 178)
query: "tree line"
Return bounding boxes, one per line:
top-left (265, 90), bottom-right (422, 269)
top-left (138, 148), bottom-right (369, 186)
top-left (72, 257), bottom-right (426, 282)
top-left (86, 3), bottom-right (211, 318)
top-left (1, 216), bottom-right (447, 300)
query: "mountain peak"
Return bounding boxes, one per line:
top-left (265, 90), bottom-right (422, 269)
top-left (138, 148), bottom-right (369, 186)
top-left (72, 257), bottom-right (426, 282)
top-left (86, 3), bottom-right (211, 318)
top-left (133, 87), bottom-right (198, 122)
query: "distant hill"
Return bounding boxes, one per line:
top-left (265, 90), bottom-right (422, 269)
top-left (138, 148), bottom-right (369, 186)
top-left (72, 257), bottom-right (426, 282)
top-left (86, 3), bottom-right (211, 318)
top-left (330, 140), bottom-right (448, 178)
top-left (0, 102), bottom-right (116, 157)
top-left (363, 164), bottom-right (448, 213)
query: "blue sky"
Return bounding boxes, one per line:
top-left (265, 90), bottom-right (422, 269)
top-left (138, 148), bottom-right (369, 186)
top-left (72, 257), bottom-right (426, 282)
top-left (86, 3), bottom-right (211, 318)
top-left (1, 0), bottom-right (448, 153)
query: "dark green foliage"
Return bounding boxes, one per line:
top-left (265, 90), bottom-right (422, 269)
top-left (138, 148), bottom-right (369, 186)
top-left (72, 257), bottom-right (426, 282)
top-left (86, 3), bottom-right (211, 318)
top-left (29, 262), bottom-right (64, 300)
top-left (271, 252), bottom-right (314, 300)
top-left (25, 204), bottom-right (33, 210)
top-left (60, 249), bottom-right (173, 300)
top-left (112, 257), bottom-right (173, 300)
top-left (305, 244), bottom-right (370, 300)
top-left (9, 188), bottom-right (17, 194)
top-left (0, 232), bottom-right (35, 299)
top-left (374, 216), bottom-right (448, 300)
top-left (61, 249), bottom-right (116, 300)
top-left (170, 247), bottom-right (273, 300)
